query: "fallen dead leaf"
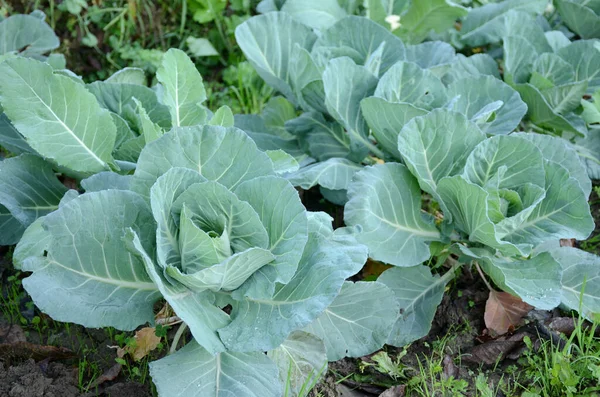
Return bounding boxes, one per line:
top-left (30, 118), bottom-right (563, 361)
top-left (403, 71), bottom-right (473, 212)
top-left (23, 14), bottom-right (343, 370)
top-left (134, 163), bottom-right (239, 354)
top-left (484, 291), bottom-right (533, 335)
top-left (126, 327), bottom-right (161, 361)
top-left (0, 342), bottom-right (75, 362)
top-left (465, 332), bottom-right (531, 365)
top-left (442, 354), bottom-right (458, 380)
top-left (547, 317), bottom-right (578, 336)
top-left (379, 385), bottom-right (406, 397)
top-left (89, 362), bottom-right (122, 389)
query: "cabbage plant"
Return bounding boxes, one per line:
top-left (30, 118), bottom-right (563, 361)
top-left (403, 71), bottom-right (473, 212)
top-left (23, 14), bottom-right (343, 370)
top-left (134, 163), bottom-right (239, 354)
top-left (236, 12), bottom-right (526, 204)
top-left (0, 41), bottom-right (228, 245)
top-left (13, 123), bottom-right (400, 396)
top-left (345, 108), bottom-right (599, 345)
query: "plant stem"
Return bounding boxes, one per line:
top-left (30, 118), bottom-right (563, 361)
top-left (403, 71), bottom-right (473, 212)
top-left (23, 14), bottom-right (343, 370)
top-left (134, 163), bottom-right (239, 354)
top-left (474, 261), bottom-right (494, 292)
top-left (169, 322), bottom-right (188, 355)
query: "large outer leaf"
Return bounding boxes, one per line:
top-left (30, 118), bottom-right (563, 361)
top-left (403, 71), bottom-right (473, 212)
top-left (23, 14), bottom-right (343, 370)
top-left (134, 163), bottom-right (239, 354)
top-left (21, 190), bottom-right (160, 330)
top-left (395, 0), bottom-right (467, 44)
top-left (304, 281), bottom-right (398, 361)
top-left (0, 112), bottom-right (33, 155)
top-left (397, 109), bottom-right (485, 205)
top-left (281, 0), bottom-right (347, 31)
top-left (150, 341), bottom-right (282, 397)
top-left (462, 135), bottom-right (545, 190)
top-left (515, 83), bottom-right (587, 136)
top-left (0, 14), bottom-right (59, 56)
top-left (556, 0), bottom-right (600, 39)
top-left (156, 49), bottom-right (207, 127)
top-left (460, 0), bottom-right (548, 46)
top-left (0, 58), bottom-right (116, 173)
top-left (0, 154), bottom-right (67, 244)
top-left (312, 16), bottom-right (405, 76)
top-left (557, 40), bottom-right (600, 93)
top-left (217, 226), bottom-right (368, 352)
top-left (447, 75), bottom-right (527, 136)
top-left (499, 161), bottom-right (594, 245)
top-left (345, 163), bottom-right (441, 267)
top-left (480, 252), bottom-right (562, 310)
top-left (132, 125), bottom-right (275, 199)
top-left (236, 12), bottom-right (317, 103)
top-left (127, 230), bottom-right (230, 354)
top-left (361, 97), bottom-right (428, 160)
top-left (267, 331), bottom-right (327, 397)
top-left (323, 57), bottom-right (377, 155)
top-left (378, 265), bottom-right (453, 347)
top-left (548, 247), bottom-right (600, 319)
top-left (0, 205), bottom-right (25, 246)
top-left (513, 132), bottom-right (592, 198)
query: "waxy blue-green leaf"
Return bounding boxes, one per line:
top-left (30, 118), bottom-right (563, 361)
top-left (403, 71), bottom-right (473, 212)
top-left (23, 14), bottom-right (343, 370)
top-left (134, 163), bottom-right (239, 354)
top-left (150, 341), bottom-right (282, 397)
top-left (81, 172), bottom-right (132, 192)
top-left (126, 230), bottom-right (230, 354)
top-left (12, 216), bottom-right (47, 268)
top-left (217, 226), bottom-right (367, 352)
top-left (0, 112), bottom-right (33, 155)
top-left (541, 81), bottom-right (589, 115)
top-left (286, 158), bottom-right (362, 191)
top-left (513, 132), bottom-right (592, 198)
top-left (281, 0), bottom-right (347, 31)
top-left (21, 190), bottom-right (160, 331)
top-left (462, 135), bottom-right (545, 190)
top-left (345, 163), bottom-right (441, 267)
top-left (312, 16), bottom-right (405, 76)
top-left (286, 111), bottom-right (358, 161)
top-left (547, 246), bottom-right (600, 319)
top-left (394, 0), bottom-right (467, 44)
top-left (208, 106), bottom-right (234, 127)
top-left (378, 265), bottom-right (454, 347)
top-left (405, 41), bottom-right (456, 76)
top-left (514, 83), bottom-right (587, 136)
top-left (88, 81), bottom-right (172, 130)
top-left (0, 58), bottom-right (116, 173)
top-left (0, 205), bottom-right (25, 246)
top-left (236, 12), bottom-right (317, 103)
top-left (132, 125), bottom-right (275, 199)
top-left (557, 40), bottom-right (600, 93)
top-left (267, 331), bottom-right (327, 397)
top-left (556, 0), bottom-right (600, 39)
top-left (437, 176), bottom-right (523, 256)
top-left (479, 252), bottom-right (562, 310)
top-left (150, 168), bottom-right (207, 270)
top-left (265, 149), bottom-right (300, 174)
top-left (133, 98), bottom-right (163, 144)
top-left (289, 44), bottom-right (327, 113)
top-left (0, 13), bottom-right (59, 56)
top-left (361, 97), bottom-right (428, 160)
top-left (441, 53), bottom-right (500, 85)
top-left (447, 75), bottom-right (527, 136)
top-left (582, 90), bottom-right (600, 125)
top-left (398, 110), bottom-right (485, 206)
top-left (304, 281), bottom-right (398, 361)
top-left (0, 154), bottom-right (67, 242)
top-left (233, 176), bottom-right (308, 285)
top-left (166, 248), bottom-right (275, 292)
top-left (374, 61), bottom-right (448, 110)
top-left (460, 0), bottom-right (548, 46)
top-left (106, 67), bottom-right (146, 85)
top-left (323, 57), bottom-right (377, 155)
top-left (498, 161), bottom-right (594, 245)
top-left (156, 49), bottom-right (207, 127)
top-left (171, 181), bottom-right (270, 256)
top-left (532, 53), bottom-right (576, 87)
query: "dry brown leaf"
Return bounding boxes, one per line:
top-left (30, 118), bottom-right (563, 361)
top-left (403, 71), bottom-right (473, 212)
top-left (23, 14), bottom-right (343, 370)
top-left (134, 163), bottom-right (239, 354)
top-left (89, 362), bottom-right (122, 389)
top-left (126, 327), bottom-right (161, 361)
top-left (465, 332), bottom-right (530, 365)
top-left (484, 291), bottom-right (533, 335)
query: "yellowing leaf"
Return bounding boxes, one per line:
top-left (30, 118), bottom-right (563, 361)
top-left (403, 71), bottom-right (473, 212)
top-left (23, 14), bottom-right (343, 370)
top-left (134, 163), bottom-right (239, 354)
top-left (484, 291), bottom-right (533, 335)
top-left (127, 327), bottom-right (161, 361)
